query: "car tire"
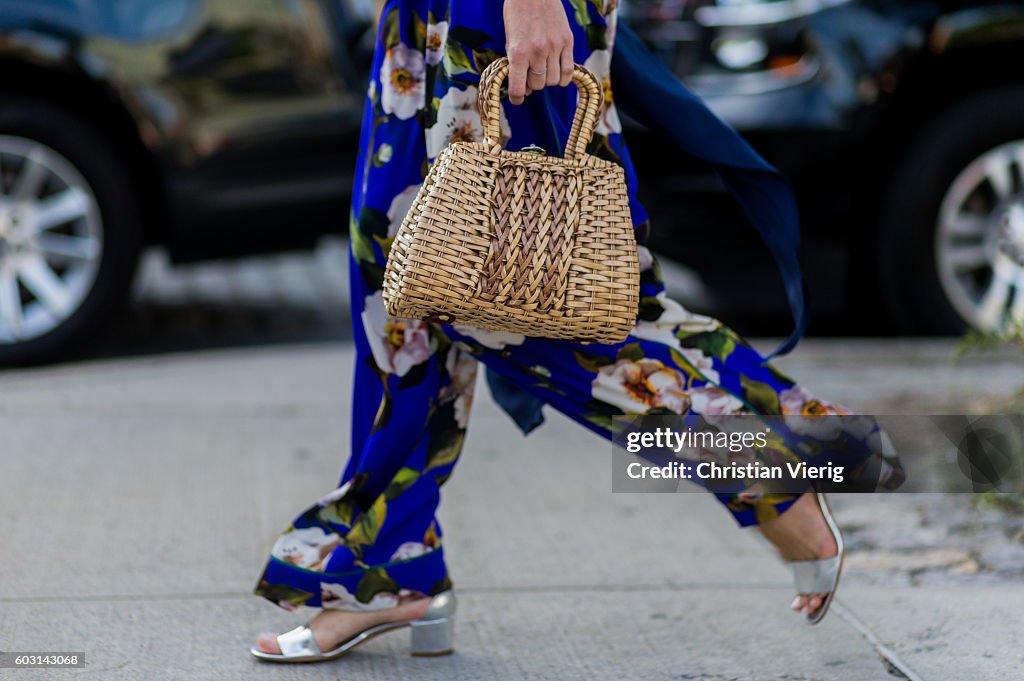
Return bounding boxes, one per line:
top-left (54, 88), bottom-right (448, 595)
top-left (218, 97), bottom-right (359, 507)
top-left (876, 86), bottom-right (1024, 334)
top-left (0, 96), bottom-right (142, 365)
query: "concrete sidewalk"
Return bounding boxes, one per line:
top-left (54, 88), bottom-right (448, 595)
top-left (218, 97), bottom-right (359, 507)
top-left (0, 341), bottom-right (1021, 680)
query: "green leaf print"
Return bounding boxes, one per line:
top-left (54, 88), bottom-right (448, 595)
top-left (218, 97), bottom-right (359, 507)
top-left (351, 230), bottom-right (377, 266)
top-left (360, 262), bottom-right (386, 292)
top-left (567, 0), bottom-right (591, 27)
top-left (584, 412), bottom-right (614, 430)
top-left (668, 348), bottom-right (707, 385)
top-left (574, 350), bottom-right (614, 374)
top-left (430, 575), bottom-right (453, 595)
top-left (639, 261), bottom-right (664, 290)
top-left (443, 40), bottom-right (475, 76)
top-left (425, 428), bottom-right (465, 473)
top-left (352, 207), bottom-right (388, 265)
top-left (585, 23), bottom-right (608, 51)
top-left (255, 581), bottom-right (315, 607)
top-left (421, 96), bottom-right (439, 128)
top-left (471, 48), bottom-right (503, 75)
top-left (355, 568), bottom-right (400, 604)
top-left (679, 331), bottom-right (736, 362)
top-left (398, 359), bottom-right (431, 389)
top-left (371, 386), bottom-right (394, 432)
top-left (357, 205), bottom-right (390, 239)
top-left (616, 342), bottom-right (644, 362)
top-left (740, 375), bottom-right (781, 415)
top-left (319, 496), bottom-right (358, 528)
top-left (345, 495), bottom-right (387, 551)
top-left (637, 296), bottom-right (666, 322)
top-left (373, 234), bottom-right (396, 259)
top-left (317, 472), bottom-right (368, 528)
top-left (384, 466), bottom-right (421, 501)
top-left (763, 362), bottom-right (797, 388)
top-left (449, 25), bottom-right (492, 49)
top-left (409, 12), bottom-right (427, 52)
top-left (381, 7), bottom-right (400, 49)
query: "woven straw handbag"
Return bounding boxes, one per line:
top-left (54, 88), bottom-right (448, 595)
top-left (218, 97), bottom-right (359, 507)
top-left (382, 56), bottom-right (639, 343)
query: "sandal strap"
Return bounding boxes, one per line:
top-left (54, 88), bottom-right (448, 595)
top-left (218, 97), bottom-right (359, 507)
top-left (790, 554), bottom-right (842, 594)
top-left (277, 624), bottom-right (321, 657)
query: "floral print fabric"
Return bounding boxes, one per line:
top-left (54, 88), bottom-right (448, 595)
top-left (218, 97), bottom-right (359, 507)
top-left (253, 0), bottom-right (903, 612)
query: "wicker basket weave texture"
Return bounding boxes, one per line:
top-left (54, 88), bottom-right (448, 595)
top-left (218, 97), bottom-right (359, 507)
top-left (383, 57), bottom-right (639, 343)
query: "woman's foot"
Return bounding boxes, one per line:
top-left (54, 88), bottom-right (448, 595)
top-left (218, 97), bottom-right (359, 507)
top-left (255, 597), bottom-right (431, 655)
top-left (757, 491), bottom-right (838, 617)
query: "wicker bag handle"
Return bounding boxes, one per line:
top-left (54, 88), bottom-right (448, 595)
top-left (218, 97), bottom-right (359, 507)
top-left (479, 57), bottom-right (603, 162)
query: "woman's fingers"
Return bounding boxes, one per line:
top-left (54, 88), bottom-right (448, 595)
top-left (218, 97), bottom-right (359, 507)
top-left (526, 60), bottom-right (548, 93)
top-left (508, 55), bottom-right (528, 105)
top-left (559, 47), bottom-right (574, 87)
top-left (504, 0), bottom-right (574, 104)
top-left (545, 51), bottom-right (561, 87)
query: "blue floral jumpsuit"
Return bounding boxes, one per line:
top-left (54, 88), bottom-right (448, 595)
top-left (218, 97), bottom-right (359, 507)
top-left (253, 0), bottom-right (903, 612)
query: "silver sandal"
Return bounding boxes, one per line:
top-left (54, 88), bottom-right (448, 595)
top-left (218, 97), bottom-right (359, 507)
top-left (787, 492), bottom-right (844, 625)
top-left (250, 590), bottom-right (456, 663)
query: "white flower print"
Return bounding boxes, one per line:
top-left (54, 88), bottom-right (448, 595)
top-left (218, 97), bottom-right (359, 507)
top-left (591, 358), bottom-right (690, 414)
top-left (376, 143), bottom-right (393, 164)
top-left (426, 20), bottom-right (448, 66)
top-left (631, 293), bottom-right (722, 345)
top-left (387, 184), bottom-right (421, 238)
top-left (637, 244), bottom-right (654, 272)
top-left (321, 581), bottom-right (399, 611)
top-left (389, 541), bottom-right (432, 562)
top-left (606, 5), bottom-right (618, 46)
top-left (689, 386), bottom-right (746, 415)
top-left (380, 42), bottom-right (425, 120)
top-left (676, 347), bottom-right (720, 385)
top-left (582, 49), bottom-right (621, 136)
top-left (317, 480), bottom-right (352, 507)
top-left (779, 385), bottom-right (847, 439)
top-left (442, 346), bottom-right (477, 429)
top-left (271, 527), bottom-right (340, 569)
top-left (451, 325), bottom-right (525, 350)
top-left (842, 414), bottom-right (878, 441)
top-left (628, 328), bottom-right (720, 387)
top-left (362, 291), bottom-right (433, 376)
top-left (659, 294), bottom-right (722, 333)
top-left (427, 85), bottom-right (511, 159)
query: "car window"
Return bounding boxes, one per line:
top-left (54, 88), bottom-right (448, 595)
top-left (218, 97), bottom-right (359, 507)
top-left (0, 0), bottom-right (202, 41)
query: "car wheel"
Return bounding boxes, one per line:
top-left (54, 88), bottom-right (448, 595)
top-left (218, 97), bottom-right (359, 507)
top-left (0, 97), bottom-right (141, 365)
top-left (877, 87), bottom-right (1024, 334)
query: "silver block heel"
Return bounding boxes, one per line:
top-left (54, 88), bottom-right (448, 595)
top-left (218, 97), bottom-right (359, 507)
top-left (410, 590), bottom-right (456, 656)
top-left (250, 589), bottom-right (456, 663)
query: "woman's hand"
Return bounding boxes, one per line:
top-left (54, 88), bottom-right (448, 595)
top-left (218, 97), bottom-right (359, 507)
top-left (503, 0), bottom-right (574, 104)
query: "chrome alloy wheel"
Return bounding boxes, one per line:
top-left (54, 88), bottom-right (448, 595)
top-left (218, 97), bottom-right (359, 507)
top-left (935, 140), bottom-right (1024, 332)
top-left (0, 136), bottom-right (103, 343)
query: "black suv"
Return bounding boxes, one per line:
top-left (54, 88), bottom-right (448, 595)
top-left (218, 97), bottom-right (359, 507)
top-left (626, 0), bottom-right (1024, 336)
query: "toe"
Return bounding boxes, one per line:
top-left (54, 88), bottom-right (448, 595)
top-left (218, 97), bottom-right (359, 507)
top-left (792, 593), bottom-right (828, 616)
top-left (256, 632), bottom-right (281, 654)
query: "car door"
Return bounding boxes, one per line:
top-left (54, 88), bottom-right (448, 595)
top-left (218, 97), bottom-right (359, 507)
top-left (155, 0), bottom-right (367, 257)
